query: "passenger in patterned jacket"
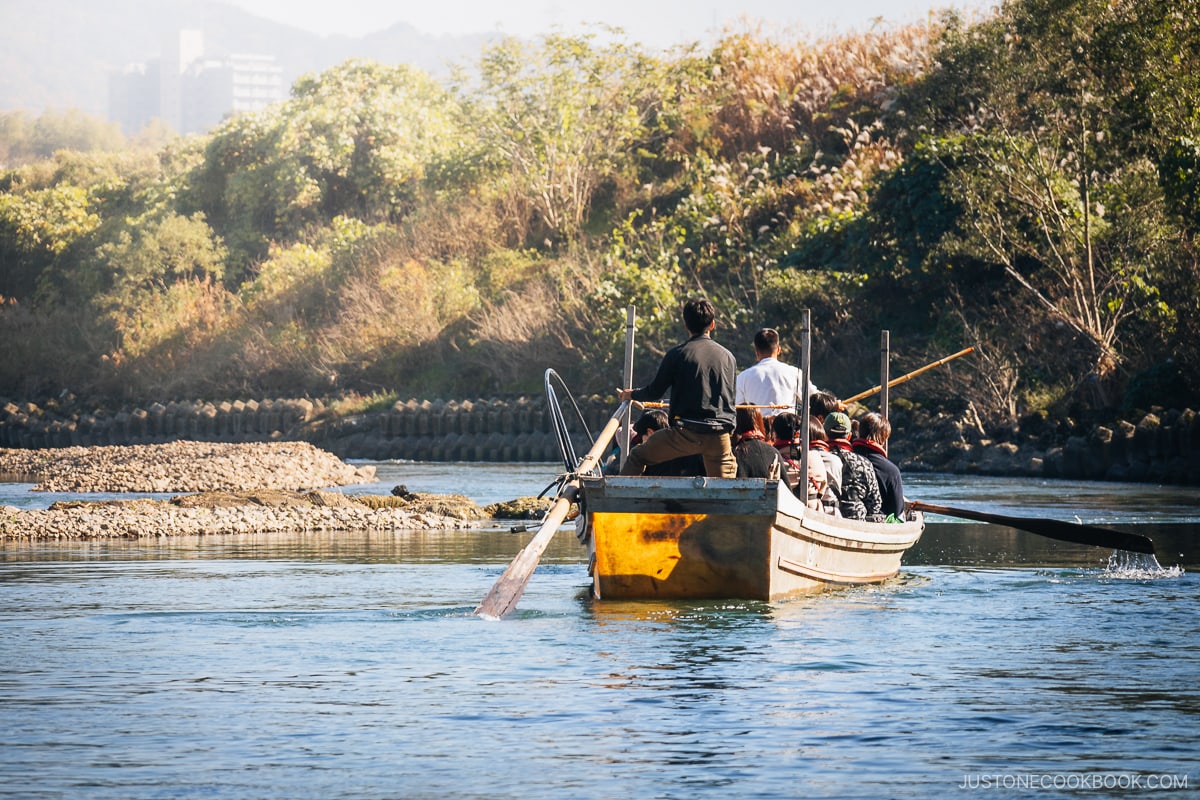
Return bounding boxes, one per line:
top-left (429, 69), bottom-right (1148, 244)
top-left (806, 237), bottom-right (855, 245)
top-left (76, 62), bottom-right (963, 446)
top-left (852, 412), bottom-right (905, 519)
top-left (823, 411), bottom-right (884, 522)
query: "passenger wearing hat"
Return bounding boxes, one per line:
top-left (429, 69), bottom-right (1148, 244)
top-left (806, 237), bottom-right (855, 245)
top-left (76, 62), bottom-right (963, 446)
top-left (824, 411), bottom-right (854, 451)
top-left (824, 411), bottom-right (884, 522)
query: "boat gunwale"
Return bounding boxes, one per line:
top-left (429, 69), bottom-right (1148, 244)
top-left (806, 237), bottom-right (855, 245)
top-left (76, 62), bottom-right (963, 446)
top-left (580, 474), bottom-right (924, 543)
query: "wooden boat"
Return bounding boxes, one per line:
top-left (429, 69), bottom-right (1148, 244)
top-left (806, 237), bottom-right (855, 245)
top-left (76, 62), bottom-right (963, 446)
top-left (473, 309), bottom-right (926, 618)
top-left (575, 474), bottom-right (924, 601)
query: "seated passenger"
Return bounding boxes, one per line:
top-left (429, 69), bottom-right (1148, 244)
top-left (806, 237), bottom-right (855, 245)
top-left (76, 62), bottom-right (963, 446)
top-left (823, 411), bottom-right (884, 522)
top-left (732, 406), bottom-right (788, 480)
top-left (768, 412), bottom-right (802, 491)
top-left (608, 410), bottom-right (705, 476)
top-left (809, 391), bottom-right (845, 426)
top-left (852, 412), bottom-right (905, 519)
top-left (807, 416), bottom-right (842, 516)
top-left (804, 448), bottom-right (830, 512)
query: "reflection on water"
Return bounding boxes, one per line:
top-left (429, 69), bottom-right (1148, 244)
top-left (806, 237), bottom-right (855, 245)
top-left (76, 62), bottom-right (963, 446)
top-left (0, 528), bottom-right (585, 566)
top-left (4, 520), bottom-right (1197, 570)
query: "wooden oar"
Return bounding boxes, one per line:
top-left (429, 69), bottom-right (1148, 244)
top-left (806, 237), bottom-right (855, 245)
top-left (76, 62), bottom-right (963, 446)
top-left (475, 401), bottom-right (629, 620)
top-left (844, 347), bottom-right (975, 405)
top-left (908, 500), bottom-right (1156, 555)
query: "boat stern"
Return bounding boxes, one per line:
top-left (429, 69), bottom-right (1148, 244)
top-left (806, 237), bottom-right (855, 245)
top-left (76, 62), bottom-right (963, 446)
top-left (580, 475), bottom-right (780, 600)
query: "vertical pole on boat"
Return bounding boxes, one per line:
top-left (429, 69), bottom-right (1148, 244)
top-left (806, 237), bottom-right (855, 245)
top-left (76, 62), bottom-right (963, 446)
top-left (880, 330), bottom-right (891, 419)
top-left (799, 309), bottom-right (812, 493)
top-left (619, 306), bottom-right (636, 471)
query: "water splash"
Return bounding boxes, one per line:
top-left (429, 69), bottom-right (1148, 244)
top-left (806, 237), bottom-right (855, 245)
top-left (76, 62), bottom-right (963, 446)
top-left (1103, 549), bottom-right (1185, 579)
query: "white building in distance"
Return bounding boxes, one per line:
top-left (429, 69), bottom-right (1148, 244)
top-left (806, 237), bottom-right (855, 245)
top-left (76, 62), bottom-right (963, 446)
top-left (109, 30), bottom-right (284, 136)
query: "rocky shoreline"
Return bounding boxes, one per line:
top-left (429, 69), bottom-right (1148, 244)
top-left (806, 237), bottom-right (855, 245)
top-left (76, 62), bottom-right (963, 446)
top-left (0, 440), bottom-right (376, 493)
top-left (0, 441), bottom-right (547, 542)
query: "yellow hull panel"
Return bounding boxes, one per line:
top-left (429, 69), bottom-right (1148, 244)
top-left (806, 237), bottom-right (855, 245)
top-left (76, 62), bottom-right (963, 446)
top-left (591, 511), bottom-right (772, 600)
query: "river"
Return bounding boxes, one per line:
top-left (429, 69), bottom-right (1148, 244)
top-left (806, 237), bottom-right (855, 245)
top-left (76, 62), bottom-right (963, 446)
top-left (1, 463), bottom-right (1197, 799)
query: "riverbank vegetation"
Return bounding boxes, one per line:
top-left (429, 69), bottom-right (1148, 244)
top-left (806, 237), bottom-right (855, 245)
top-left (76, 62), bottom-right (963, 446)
top-left (1, 0), bottom-right (1196, 434)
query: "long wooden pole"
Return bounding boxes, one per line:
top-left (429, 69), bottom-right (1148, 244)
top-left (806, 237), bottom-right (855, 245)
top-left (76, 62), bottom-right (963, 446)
top-left (908, 501), bottom-right (1155, 555)
top-left (880, 330), bottom-right (890, 418)
top-left (844, 347), bottom-right (975, 405)
top-left (799, 310), bottom-right (811, 494)
top-left (643, 402), bottom-right (790, 411)
top-left (475, 401), bottom-right (630, 620)
top-left (619, 307), bottom-right (636, 471)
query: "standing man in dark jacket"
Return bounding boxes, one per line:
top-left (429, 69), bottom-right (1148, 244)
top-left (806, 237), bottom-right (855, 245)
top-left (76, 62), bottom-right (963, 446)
top-left (617, 297), bottom-right (738, 478)
top-left (853, 412), bottom-right (905, 518)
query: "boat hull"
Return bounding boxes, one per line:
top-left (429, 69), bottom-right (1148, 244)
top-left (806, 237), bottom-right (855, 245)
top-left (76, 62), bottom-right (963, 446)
top-left (579, 475), bottom-right (924, 601)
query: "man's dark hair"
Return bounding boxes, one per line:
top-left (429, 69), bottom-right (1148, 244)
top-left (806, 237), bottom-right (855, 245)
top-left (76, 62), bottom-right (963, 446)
top-left (683, 297), bottom-right (717, 334)
top-left (753, 327), bottom-right (780, 354)
top-left (810, 391), bottom-right (842, 417)
top-left (633, 409), bottom-right (669, 436)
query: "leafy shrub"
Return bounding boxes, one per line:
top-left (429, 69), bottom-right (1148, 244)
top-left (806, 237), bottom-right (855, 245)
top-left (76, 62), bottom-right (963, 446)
top-left (1122, 361), bottom-right (1198, 416)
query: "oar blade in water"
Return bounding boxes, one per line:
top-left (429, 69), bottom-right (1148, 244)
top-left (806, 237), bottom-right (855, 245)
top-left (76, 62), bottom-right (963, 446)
top-left (474, 493), bottom-right (574, 620)
top-left (475, 399), bottom-right (629, 620)
top-left (909, 501), bottom-right (1156, 555)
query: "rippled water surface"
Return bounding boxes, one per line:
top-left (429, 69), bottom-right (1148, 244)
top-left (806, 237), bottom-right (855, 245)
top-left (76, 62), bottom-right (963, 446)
top-left (2, 465), bottom-right (1198, 799)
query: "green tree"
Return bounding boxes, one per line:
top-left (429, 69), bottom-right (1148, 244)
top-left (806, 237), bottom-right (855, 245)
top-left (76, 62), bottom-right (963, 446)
top-left (459, 30), bottom-right (668, 244)
top-left (906, 0), bottom-right (1195, 395)
top-left (0, 182), bottom-right (100, 301)
top-left (185, 60), bottom-right (462, 269)
top-left (95, 212), bottom-right (226, 310)
top-left (0, 109), bottom-right (125, 167)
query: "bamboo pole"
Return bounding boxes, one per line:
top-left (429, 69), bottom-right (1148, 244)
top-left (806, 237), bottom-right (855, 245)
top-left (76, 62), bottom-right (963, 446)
top-left (880, 330), bottom-right (890, 419)
top-left (844, 347), bottom-right (975, 405)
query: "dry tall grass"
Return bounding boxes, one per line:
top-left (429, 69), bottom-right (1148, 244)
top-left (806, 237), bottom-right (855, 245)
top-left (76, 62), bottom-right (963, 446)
top-left (706, 22), bottom-right (938, 157)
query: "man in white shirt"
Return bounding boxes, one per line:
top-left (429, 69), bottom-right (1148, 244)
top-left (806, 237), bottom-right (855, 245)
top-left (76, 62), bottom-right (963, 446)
top-left (735, 328), bottom-right (818, 420)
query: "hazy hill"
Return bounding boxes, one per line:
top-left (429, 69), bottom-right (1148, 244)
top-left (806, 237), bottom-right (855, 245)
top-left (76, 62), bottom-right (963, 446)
top-left (0, 0), bottom-right (493, 119)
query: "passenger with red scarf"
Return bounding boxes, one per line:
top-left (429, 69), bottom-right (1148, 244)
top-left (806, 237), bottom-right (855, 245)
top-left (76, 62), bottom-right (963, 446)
top-left (805, 415), bottom-right (843, 513)
top-left (852, 412), bottom-right (905, 518)
top-left (732, 406), bottom-right (787, 480)
top-left (767, 411), bottom-right (802, 490)
top-left (824, 411), bottom-right (884, 522)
